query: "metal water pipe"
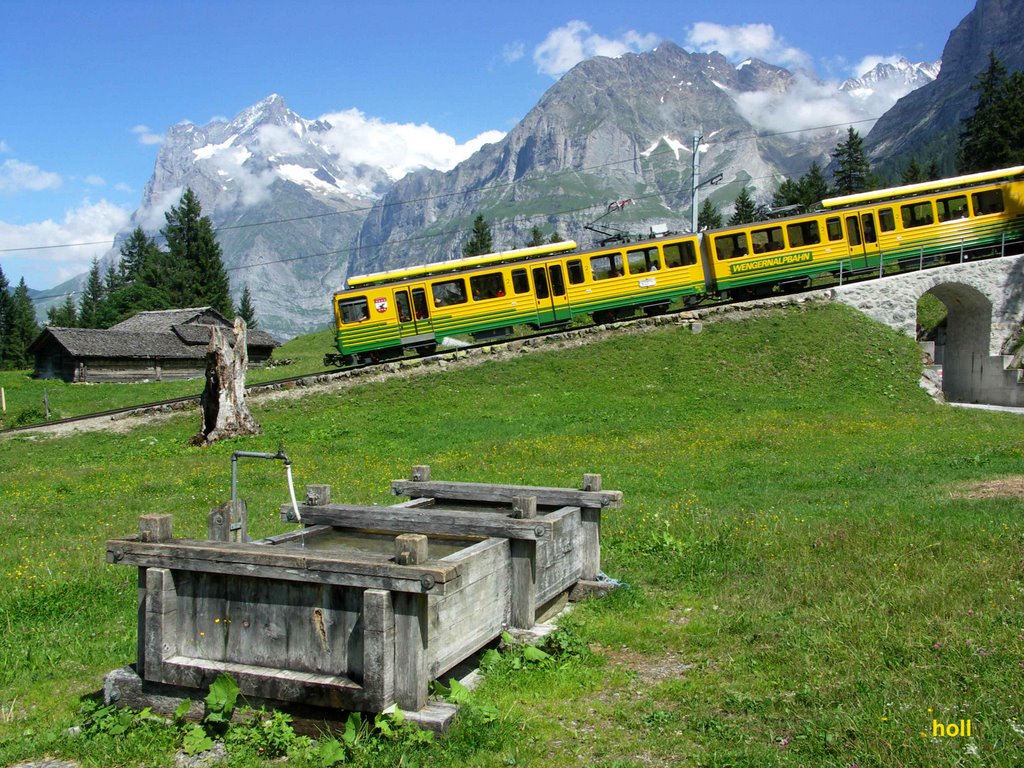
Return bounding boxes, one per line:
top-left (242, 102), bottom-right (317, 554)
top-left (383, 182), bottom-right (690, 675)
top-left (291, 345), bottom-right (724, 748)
top-left (230, 443), bottom-right (301, 522)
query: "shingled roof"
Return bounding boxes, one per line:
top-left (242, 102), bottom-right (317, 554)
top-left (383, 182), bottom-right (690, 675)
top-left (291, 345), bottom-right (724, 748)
top-left (109, 307), bottom-right (225, 333)
top-left (30, 327), bottom-right (200, 359)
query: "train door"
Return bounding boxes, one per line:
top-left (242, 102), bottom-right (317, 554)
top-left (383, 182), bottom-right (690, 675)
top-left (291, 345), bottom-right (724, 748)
top-left (532, 263), bottom-right (571, 324)
top-left (845, 212), bottom-right (881, 271)
top-left (394, 284), bottom-right (436, 352)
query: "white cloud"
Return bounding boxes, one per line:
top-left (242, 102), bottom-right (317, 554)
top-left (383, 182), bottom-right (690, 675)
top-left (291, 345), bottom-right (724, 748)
top-left (315, 108), bottom-right (505, 180)
top-left (731, 72), bottom-right (865, 134)
top-left (131, 124), bottom-right (164, 145)
top-left (84, 175), bottom-right (106, 187)
top-left (0, 198), bottom-right (131, 286)
top-left (503, 42), bottom-right (525, 64)
top-left (114, 182), bottom-right (133, 193)
top-left (0, 140), bottom-right (9, 154)
top-left (0, 159), bottom-right (62, 194)
top-left (686, 22), bottom-right (808, 69)
top-left (533, 20), bottom-right (659, 77)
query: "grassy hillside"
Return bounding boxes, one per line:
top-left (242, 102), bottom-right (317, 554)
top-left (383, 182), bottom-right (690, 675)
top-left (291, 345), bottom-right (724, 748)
top-left (2, 302), bottom-right (1023, 766)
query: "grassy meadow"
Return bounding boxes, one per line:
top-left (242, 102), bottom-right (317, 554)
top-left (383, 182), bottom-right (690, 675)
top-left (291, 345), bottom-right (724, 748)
top-left (1, 302), bottom-right (1023, 767)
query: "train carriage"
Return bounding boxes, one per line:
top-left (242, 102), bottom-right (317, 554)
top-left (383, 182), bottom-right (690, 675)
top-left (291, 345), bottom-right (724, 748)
top-left (330, 165), bottom-right (1024, 366)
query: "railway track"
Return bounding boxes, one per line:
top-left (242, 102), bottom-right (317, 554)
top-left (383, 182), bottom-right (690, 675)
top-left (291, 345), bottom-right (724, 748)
top-left (3, 244), bottom-right (1016, 437)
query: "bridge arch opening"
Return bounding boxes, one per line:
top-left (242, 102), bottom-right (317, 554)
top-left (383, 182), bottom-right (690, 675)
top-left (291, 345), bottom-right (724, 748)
top-left (919, 282), bottom-right (994, 402)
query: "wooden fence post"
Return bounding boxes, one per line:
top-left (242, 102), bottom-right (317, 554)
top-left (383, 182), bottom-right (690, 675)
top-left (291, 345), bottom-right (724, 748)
top-left (510, 495), bottom-right (537, 628)
top-left (580, 474), bottom-right (602, 580)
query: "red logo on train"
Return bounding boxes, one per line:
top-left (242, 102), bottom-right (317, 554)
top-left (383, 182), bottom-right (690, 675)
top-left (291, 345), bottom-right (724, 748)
top-left (374, 297), bottom-right (388, 313)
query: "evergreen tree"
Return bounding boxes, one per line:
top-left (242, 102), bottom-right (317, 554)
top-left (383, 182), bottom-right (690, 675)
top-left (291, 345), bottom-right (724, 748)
top-left (548, 232), bottom-right (562, 244)
top-left (78, 259), bottom-right (106, 328)
top-left (161, 188), bottom-right (232, 316)
top-left (463, 214), bottom-right (494, 257)
top-left (926, 160), bottom-right (942, 181)
top-left (958, 52), bottom-right (1024, 173)
top-left (697, 198), bottom-right (723, 230)
top-left (0, 265), bottom-right (11, 368)
top-left (728, 187), bottom-right (759, 225)
top-left (96, 283), bottom-right (172, 329)
top-left (832, 127), bottom-right (872, 195)
top-left (2, 279), bottom-right (39, 369)
top-left (771, 178), bottom-right (802, 209)
top-left (901, 158), bottom-right (925, 185)
top-left (235, 284), bottom-right (258, 329)
top-left (46, 294), bottom-right (78, 327)
top-left (118, 226), bottom-right (161, 286)
top-left (526, 226), bottom-right (545, 247)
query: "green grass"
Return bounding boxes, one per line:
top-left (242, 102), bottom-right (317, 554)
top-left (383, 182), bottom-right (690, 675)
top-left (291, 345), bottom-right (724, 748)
top-left (2, 302), bottom-right (1024, 766)
top-left (0, 327), bottom-right (337, 428)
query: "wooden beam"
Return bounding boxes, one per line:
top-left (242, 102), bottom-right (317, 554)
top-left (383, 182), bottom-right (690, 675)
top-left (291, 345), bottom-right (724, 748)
top-left (390, 479), bottom-right (623, 510)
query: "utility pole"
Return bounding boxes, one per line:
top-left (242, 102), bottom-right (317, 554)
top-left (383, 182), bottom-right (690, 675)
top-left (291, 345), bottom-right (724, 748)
top-left (690, 131), bottom-right (702, 233)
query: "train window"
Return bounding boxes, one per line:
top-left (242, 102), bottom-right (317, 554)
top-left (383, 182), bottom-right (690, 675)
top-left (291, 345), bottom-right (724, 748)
top-left (470, 272), bottom-right (506, 301)
top-left (549, 265), bottom-right (566, 296)
top-left (532, 267), bottom-right (550, 299)
top-left (878, 208), bottom-right (896, 232)
top-left (511, 268), bottom-right (530, 294)
top-left (590, 253), bottom-right (624, 280)
top-left (901, 201), bottom-right (934, 229)
top-left (972, 189), bottom-right (1004, 216)
top-left (395, 291), bottom-right (412, 323)
top-left (412, 289), bottom-right (430, 320)
top-left (826, 217), bottom-right (844, 241)
top-left (751, 226), bottom-right (784, 254)
top-left (338, 297), bottom-right (369, 324)
top-left (938, 195), bottom-right (969, 222)
top-left (714, 233), bottom-right (749, 260)
top-left (567, 259), bottom-right (585, 284)
top-left (627, 247), bottom-right (660, 274)
top-left (431, 279), bottom-right (467, 307)
top-left (846, 216), bottom-right (862, 246)
top-left (663, 241), bottom-right (697, 268)
top-left (786, 221), bottom-right (820, 247)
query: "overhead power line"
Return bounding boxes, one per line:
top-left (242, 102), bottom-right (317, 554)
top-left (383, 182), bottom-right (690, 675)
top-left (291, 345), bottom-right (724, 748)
top-left (3, 115), bottom-right (882, 260)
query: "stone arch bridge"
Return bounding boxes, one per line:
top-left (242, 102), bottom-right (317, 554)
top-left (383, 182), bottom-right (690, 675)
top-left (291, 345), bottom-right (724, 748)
top-left (831, 253), bottom-right (1024, 405)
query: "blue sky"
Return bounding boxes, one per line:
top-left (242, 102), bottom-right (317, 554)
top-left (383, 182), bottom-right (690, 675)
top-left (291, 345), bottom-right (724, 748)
top-left (1, 0), bottom-right (974, 290)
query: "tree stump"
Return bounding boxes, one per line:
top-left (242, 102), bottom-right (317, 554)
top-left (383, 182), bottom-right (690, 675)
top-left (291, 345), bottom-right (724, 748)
top-left (191, 317), bottom-right (261, 446)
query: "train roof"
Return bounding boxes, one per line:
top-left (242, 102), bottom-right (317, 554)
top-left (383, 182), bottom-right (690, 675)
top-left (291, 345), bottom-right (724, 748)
top-left (821, 165), bottom-right (1024, 210)
top-left (346, 240), bottom-right (579, 288)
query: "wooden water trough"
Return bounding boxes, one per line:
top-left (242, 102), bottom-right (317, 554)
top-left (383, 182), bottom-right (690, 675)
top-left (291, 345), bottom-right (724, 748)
top-left (105, 467), bottom-right (622, 722)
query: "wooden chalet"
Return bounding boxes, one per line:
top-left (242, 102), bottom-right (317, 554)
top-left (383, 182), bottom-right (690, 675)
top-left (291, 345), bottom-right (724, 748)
top-left (29, 307), bottom-right (278, 383)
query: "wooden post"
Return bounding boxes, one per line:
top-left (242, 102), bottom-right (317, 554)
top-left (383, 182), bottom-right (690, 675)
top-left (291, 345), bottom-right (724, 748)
top-left (393, 591), bottom-right (428, 710)
top-left (395, 533), bottom-right (428, 566)
top-left (304, 484), bottom-right (331, 506)
top-left (362, 589), bottom-right (395, 709)
top-left (138, 514), bottom-right (173, 543)
top-left (510, 495), bottom-right (537, 628)
top-left (411, 465), bottom-right (431, 482)
top-left (142, 567), bottom-right (177, 681)
top-left (580, 474), bottom-right (602, 580)
top-left (208, 500), bottom-right (248, 542)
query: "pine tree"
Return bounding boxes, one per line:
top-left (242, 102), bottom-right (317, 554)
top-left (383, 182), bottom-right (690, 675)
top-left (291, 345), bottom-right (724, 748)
top-left (958, 52), bottom-right (1024, 173)
top-left (901, 158), bottom-right (925, 185)
top-left (47, 294), bottom-right (78, 327)
top-left (2, 279), bottom-right (39, 369)
top-left (161, 188), bottom-right (232, 316)
top-left (235, 284), bottom-right (258, 329)
top-left (78, 259), bottom-right (106, 328)
top-left (463, 214), bottom-right (494, 257)
top-left (697, 198), bottom-right (723, 230)
top-left (526, 226), bottom-right (545, 247)
top-left (832, 127), bottom-right (872, 195)
top-left (0, 265), bottom-right (11, 368)
top-left (728, 187), bottom-right (759, 225)
top-left (118, 226), bottom-right (160, 286)
top-left (801, 163), bottom-right (830, 207)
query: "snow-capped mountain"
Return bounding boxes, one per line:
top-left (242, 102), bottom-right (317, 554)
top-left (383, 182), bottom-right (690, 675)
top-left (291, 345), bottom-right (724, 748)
top-left (841, 58), bottom-right (941, 99)
top-left (98, 47), bottom-right (950, 339)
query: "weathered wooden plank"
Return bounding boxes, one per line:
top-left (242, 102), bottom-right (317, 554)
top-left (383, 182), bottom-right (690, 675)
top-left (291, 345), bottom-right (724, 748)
top-left (143, 567), bottom-right (177, 682)
top-left (535, 506), bottom-right (583, 606)
top-left (509, 537), bottom-right (536, 630)
top-left (391, 478), bottom-right (623, 509)
top-left (393, 592), bottom-right (427, 711)
top-left (304, 484), bottom-right (331, 506)
top-left (253, 525), bottom-right (333, 546)
top-left (427, 538), bottom-right (511, 677)
top-left (281, 503), bottom-right (553, 541)
top-left (138, 514), bottom-right (172, 542)
top-left (208, 501), bottom-right (248, 543)
top-left (107, 538), bottom-right (459, 589)
top-left (580, 507), bottom-right (601, 581)
top-left (361, 589), bottom-right (394, 709)
top-left (395, 534), bottom-right (428, 565)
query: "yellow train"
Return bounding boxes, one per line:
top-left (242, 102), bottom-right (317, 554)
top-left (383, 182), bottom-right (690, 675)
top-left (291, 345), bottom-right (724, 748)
top-left (328, 165), bottom-right (1024, 365)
